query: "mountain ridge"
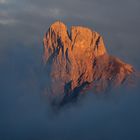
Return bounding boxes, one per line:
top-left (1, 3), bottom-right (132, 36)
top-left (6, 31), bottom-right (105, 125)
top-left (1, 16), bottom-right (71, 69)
top-left (42, 21), bottom-right (134, 105)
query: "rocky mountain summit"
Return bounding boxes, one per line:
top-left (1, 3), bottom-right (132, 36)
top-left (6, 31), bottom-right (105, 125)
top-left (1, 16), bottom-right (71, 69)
top-left (43, 21), bottom-right (134, 105)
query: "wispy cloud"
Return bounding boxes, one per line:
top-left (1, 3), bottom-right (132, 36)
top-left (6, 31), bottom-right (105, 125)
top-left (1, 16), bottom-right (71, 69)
top-left (0, 19), bottom-right (17, 25)
top-left (0, 0), bottom-right (8, 4)
top-left (47, 8), bottom-right (64, 18)
top-left (0, 10), bottom-right (18, 25)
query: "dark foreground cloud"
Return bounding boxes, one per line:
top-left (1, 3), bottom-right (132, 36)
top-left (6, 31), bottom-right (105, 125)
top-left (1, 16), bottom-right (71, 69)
top-left (0, 46), bottom-right (140, 140)
top-left (0, 0), bottom-right (140, 140)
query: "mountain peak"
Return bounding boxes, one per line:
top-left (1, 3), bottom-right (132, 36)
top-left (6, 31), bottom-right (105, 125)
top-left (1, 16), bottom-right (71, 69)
top-left (42, 21), bottom-right (134, 105)
top-left (49, 21), bottom-right (67, 33)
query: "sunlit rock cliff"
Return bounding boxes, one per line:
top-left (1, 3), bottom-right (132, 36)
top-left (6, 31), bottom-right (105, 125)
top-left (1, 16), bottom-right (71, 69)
top-left (42, 21), bottom-right (134, 105)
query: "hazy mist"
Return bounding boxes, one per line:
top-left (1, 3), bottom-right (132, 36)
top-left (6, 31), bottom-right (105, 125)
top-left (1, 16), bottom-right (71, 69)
top-left (0, 0), bottom-right (140, 139)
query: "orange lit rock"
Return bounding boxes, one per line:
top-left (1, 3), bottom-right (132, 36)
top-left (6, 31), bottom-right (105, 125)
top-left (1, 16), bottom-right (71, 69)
top-left (43, 21), bottom-right (134, 105)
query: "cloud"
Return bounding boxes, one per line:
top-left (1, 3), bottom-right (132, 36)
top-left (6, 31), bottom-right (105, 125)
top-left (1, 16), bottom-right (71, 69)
top-left (0, 19), bottom-right (18, 25)
top-left (47, 8), bottom-right (64, 18)
top-left (0, 0), bottom-right (7, 4)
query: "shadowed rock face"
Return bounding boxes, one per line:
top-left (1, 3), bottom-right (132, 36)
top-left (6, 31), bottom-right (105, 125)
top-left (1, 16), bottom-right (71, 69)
top-left (43, 21), bottom-right (134, 105)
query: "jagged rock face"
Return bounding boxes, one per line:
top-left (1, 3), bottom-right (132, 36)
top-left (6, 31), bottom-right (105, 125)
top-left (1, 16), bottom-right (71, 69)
top-left (43, 21), bottom-right (134, 105)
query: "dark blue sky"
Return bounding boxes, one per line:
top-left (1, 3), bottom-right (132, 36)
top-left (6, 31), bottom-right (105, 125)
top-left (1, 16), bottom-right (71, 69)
top-left (0, 0), bottom-right (140, 140)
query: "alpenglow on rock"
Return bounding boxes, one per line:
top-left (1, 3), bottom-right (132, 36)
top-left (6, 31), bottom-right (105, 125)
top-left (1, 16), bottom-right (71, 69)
top-left (43, 21), bottom-right (134, 105)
